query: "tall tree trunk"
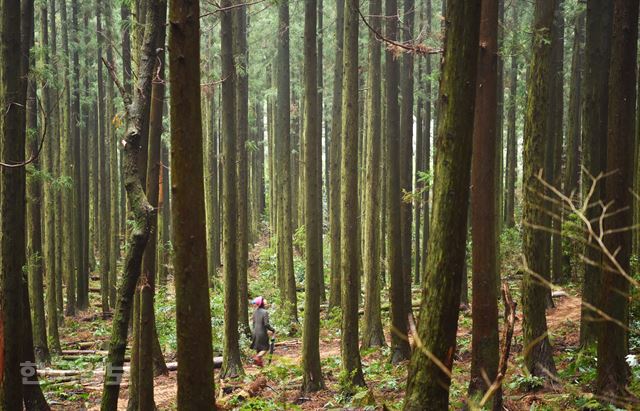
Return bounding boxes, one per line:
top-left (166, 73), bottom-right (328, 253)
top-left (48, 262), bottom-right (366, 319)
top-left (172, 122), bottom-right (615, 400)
top-left (301, 0), bottom-right (325, 391)
top-left (521, 0), bottom-right (558, 378)
top-left (205, 66), bottom-right (220, 283)
top-left (420, 0), bottom-right (432, 283)
top-left (158, 141), bottom-right (171, 286)
top-left (0, 0), bottom-right (25, 406)
top-left (220, 0), bottom-right (244, 379)
top-left (317, 0), bottom-right (326, 303)
top-left (42, 0), bottom-right (62, 354)
top-left (275, 0), bottom-right (297, 323)
top-left (504, 2), bottom-right (518, 229)
top-left (403, 0), bottom-right (482, 408)
top-left (495, 0), bottom-right (504, 235)
top-left (129, 1), bottom-right (169, 407)
top-left (89, 5), bottom-right (100, 275)
top-left (99, 0), bottom-right (162, 406)
top-left (71, 0), bottom-right (87, 312)
top-left (340, 0), bottom-right (365, 388)
top-left (596, 0), bottom-right (638, 401)
top-left (579, 0), bottom-right (612, 349)
top-left (107, 0), bottom-right (119, 309)
top-left (97, 0), bottom-right (111, 316)
top-left (399, 0), bottom-right (415, 317)
top-left (548, 1), bottom-right (564, 287)
top-left (26, 13), bottom-right (49, 364)
top-left (235, 3), bottom-right (251, 335)
top-left (80, 6), bottom-right (92, 312)
top-left (169, 0), bottom-right (217, 404)
top-left (51, 0), bottom-right (64, 316)
top-left (562, 9), bottom-right (584, 279)
top-left (414, 75), bottom-right (422, 286)
top-left (469, 0), bottom-right (500, 407)
top-left (328, 0), bottom-right (344, 310)
top-left (386, 0), bottom-right (411, 364)
top-left (60, 0), bottom-right (76, 317)
top-left (361, 0), bottom-right (385, 350)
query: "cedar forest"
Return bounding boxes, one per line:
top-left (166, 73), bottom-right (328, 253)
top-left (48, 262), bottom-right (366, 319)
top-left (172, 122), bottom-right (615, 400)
top-left (1, 0), bottom-right (639, 409)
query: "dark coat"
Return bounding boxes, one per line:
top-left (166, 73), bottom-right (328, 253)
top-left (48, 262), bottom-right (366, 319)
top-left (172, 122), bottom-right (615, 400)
top-left (251, 307), bottom-right (275, 352)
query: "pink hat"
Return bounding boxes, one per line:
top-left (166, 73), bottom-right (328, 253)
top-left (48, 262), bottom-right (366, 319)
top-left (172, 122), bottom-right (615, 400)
top-left (253, 296), bottom-right (265, 306)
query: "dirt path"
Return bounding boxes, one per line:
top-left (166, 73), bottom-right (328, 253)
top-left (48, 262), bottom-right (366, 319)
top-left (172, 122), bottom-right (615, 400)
top-left (76, 293), bottom-right (581, 410)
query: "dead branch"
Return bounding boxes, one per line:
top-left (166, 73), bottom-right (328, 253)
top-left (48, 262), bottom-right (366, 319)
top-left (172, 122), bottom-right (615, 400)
top-left (535, 170), bottom-right (640, 290)
top-left (202, 0), bottom-right (267, 16)
top-left (477, 283), bottom-right (516, 407)
top-left (356, 6), bottom-right (442, 57)
top-left (0, 88), bottom-right (58, 168)
top-left (101, 56), bottom-right (130, 105)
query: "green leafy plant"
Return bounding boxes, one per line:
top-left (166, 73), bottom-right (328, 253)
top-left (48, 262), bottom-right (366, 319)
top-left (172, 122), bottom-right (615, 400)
top-left (507, 374), bottom-right (545, 391)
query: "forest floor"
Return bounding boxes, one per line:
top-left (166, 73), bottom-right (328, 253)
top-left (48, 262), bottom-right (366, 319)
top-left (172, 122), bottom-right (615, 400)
top-left (39, 236), bottom-right (634, 410)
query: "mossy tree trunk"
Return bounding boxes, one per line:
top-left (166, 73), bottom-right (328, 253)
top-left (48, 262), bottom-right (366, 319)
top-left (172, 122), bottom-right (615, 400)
top-left (41, 0), bottom-right (62, 354)
top-left (106, 0), bottom-right (119, 309)
top-left (234, 3), bottom-right (251, 335)
top-left (301, 0), bottom-right (325, 391)
top-left (361, 0), bottom-right (385, 350)
top-left (220, 0), bottom-right (244, 380)
top-left (99, 0), bottom-right (162, 407)
top-left (21, 276), bottom-right (51, 410)
top-left (207, 78), bottom-right (221, 279)
top-left (561, 8), bottom-right (584, 279)
top-left (97, 0), bottom-right (111, 317)
top-left (317, 0), bottom-right (326, 306)
top-left (158, 141), bottom-right (171, 286)
top-left (495, 0), bottom-right (504, 237)
top-left (468, 0), bottom-right (500, 407)
top-left (169, 0), bottom-right (217, 404)
top-left (579, 0), bottom-right (612, 349)
top-left (71, 0), bottom-right (88, 312)
top-left (81, 8), bottom-right (92, 313)
top-left (328, 0), bottom-right (344, 311)
top-left (403, 0), bottom-right (482, 409)
top-left (275, 0), bottom-right (298, 323)
top-left (547, 1), bottom-right (564, 287)
top-left (399, 0), bottom-right (414, 317)
top-left (26, 10), bottom-right (49, 364)
top-left (521, 0), bottom-right (558, 379)
top-left (414, 68), bottom-right (423, 286)
top-left (60, 0), bottom-right (76, 318)
top-left (596, 0), bottom-right (638, 401)
top-left (419, 0), bottom-right (432, 283)
top-left (129, 1), bottom-right (169, 408)
top-left (49, 0), bottom-right (66, 321)
top-left (385, 0), bottom-right (411, 364)
top-left (0, 0), bottom-right (25, 406)
top-left (339, 0), bottom-right (365, 388)
top-left (51, 0), bottom-right (64, 317)
top-left (504, 1), bottom-right (518, 230)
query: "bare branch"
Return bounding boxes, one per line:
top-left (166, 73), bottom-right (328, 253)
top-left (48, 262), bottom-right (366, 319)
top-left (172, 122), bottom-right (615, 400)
top-left (356, 6), bottom-right (442, 56)
top-left (102, 56), bottom-right (130, 105)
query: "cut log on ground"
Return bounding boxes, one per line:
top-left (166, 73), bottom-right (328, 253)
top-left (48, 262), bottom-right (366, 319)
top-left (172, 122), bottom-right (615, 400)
top-left (165, 356), bottom-right (223, 371)
top-left (37, 369), bottom-right (83, 377)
